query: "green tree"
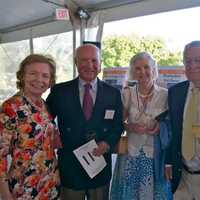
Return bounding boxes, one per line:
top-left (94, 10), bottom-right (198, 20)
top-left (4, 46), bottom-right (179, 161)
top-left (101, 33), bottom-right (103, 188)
top-left (102, 34), bottom-right (182, 67)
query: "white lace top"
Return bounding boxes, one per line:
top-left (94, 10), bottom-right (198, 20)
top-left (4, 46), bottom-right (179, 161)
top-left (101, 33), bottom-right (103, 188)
top-left (122, 84), bottom-right (168, 158)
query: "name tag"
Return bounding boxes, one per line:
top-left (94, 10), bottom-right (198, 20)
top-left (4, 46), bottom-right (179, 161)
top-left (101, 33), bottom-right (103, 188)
top-left (104, 110), bottom-right (115, 119)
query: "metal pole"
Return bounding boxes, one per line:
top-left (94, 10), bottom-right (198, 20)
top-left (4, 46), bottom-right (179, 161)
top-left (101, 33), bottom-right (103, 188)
top-left (29, 28), bottom-right (34, 54)
top-left (72, 27), bottom-right (76, 78)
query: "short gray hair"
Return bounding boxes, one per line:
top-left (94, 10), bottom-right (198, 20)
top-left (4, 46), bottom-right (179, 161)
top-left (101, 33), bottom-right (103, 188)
top-left (183, 40), bottom-right (200, 62)
top-left (128, 52), bottom-right (158, 81)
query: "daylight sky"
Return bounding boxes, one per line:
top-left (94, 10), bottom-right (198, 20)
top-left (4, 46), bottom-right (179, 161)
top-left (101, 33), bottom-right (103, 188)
top-left (103, 6), bottom-right (200, 52)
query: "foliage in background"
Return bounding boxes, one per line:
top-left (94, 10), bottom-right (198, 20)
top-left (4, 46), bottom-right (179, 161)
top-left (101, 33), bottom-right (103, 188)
top-left (102, 34), bottom-right (182, 68)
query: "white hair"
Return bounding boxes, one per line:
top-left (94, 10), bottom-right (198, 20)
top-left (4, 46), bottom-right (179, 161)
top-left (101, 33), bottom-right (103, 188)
top-left (127, 52), bottom-right (158, 81)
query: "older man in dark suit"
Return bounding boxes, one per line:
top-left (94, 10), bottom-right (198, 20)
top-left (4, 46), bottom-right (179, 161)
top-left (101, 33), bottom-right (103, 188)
top-left (46, 44), bottom-right (123, 200)
top-left (165, 41), bottom-right (200, 200)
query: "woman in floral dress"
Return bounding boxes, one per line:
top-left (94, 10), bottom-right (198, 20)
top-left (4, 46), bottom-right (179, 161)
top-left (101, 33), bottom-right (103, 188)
top-left (0, 54), bottom-right (61, 200)
top-left (110, 52), bottom-right (172, 200)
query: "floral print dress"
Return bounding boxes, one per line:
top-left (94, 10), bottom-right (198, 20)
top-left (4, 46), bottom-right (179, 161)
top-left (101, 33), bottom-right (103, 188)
top-left (0, 94), bottom-right (60, 200)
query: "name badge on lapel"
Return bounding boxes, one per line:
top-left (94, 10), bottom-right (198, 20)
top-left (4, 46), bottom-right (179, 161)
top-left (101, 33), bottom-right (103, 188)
top-left (104, 110), bottom-right (115, 119)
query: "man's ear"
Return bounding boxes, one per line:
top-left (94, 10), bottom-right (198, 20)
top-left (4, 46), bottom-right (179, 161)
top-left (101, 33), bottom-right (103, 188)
top-left (98, 60), bottom-right (102, 73)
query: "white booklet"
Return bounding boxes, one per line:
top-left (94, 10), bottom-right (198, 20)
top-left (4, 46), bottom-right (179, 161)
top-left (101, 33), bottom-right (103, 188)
top-left (73, 139), bottom-right (107, 179)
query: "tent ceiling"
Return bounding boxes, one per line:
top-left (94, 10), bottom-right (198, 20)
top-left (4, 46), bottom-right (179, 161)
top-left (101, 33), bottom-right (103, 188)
top-left (0, 0), bottom-right (142, 33)
top-left (0, 0), bottom-right (199, 43)
top-left (0, 0), bottom-right (57, 31)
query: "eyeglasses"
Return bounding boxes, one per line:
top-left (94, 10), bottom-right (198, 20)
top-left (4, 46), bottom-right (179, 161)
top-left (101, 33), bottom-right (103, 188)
top-left (184, 58), bottom-right (200, 66)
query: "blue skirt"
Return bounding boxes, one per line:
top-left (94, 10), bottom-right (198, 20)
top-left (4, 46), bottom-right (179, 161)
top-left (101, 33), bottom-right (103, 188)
top-left (110, 151), bottom-right (172, 200)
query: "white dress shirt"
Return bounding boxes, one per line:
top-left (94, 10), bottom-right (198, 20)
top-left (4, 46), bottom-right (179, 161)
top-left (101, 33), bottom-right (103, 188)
top-left (78, 78), bottom-right (98, 107)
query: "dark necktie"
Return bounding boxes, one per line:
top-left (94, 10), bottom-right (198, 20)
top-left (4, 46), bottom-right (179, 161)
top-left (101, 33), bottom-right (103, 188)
top-left (83, 83), bottom-right (93, 120)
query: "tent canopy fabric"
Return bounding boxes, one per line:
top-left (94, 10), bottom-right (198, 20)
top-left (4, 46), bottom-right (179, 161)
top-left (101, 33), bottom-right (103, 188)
top-left (0, 0), bottom-right (199, 43)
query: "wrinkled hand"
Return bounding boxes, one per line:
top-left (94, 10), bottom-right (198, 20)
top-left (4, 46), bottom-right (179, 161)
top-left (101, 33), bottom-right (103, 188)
top-left (125, 122), bottom-right (147, 134)
top-left (165, 165), bottom-right (172, 181)
top-left (92, 141), bottom-right (110, 157)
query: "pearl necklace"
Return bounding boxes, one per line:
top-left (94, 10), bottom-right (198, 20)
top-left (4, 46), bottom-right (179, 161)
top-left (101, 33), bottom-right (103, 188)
top-left (138, 90), bottom-right (154, 98)
top-left (136, 85), bottom-right (155, 114)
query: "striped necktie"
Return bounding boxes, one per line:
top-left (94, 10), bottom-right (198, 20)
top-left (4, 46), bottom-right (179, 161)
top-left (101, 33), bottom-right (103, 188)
top-left (83, 83), bottom-right (93, 120)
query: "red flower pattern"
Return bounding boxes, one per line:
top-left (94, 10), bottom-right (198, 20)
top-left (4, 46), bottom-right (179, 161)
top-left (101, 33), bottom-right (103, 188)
top-left (0, 94), bottom-right (60, 199)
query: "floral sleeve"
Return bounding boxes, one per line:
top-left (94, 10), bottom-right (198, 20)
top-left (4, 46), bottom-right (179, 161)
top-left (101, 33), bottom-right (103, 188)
top-left (0, 101), bottom-right (17, 180)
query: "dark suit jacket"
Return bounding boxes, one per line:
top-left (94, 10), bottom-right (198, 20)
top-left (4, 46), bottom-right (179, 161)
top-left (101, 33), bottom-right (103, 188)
top-left (46, 78), bottom-right (124, 190)
top-left (165, 80), bottom-right (189, 193)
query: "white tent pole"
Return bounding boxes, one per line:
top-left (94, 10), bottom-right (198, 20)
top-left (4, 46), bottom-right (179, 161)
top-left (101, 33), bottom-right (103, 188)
top-left (29, 28), bottom-right (34, 54)
top-left (73, 27), bottom-right (77, 78)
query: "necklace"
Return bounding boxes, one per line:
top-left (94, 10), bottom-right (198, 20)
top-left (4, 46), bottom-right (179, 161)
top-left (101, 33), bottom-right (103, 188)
top-left (138, 90), bottom-right (154, 98)
top-left (135, 84), bottom-right (155, 117)
top-left (138, 84), bottom-right (154, 98)
top-left (23, 94), bottom-right (44, 111)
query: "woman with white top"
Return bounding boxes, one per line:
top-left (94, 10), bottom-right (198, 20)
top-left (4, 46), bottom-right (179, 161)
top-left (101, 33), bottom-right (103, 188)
top-left (110, 52), bottom-right (172, 200)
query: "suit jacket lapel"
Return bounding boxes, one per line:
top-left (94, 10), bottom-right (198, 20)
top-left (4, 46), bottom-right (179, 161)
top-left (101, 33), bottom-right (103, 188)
top-left (75, 78), bottom-right (103, 121)
top-left (75, 78), bottom-right (104, 121)
top-left (91, 79), bottom-right (104, 120)
top-left (179, 81), bottom-right (189, 116)
top-left (172, 81), bottom-right (189, 131)
top-left (72, 78), bottom-right (85, 119)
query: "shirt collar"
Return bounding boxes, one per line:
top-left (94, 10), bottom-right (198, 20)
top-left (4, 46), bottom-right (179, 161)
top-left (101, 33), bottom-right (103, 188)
top-left (190, 82), bottom-right (197, 90)
top-left (78, 77), bottom-right (97, 91)
top-left (189, 82), bottom-right (200, 93)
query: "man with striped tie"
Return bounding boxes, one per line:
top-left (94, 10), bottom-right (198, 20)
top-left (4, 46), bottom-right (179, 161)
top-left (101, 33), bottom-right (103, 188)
top-left (47, 43), bottom-right (123, 200)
